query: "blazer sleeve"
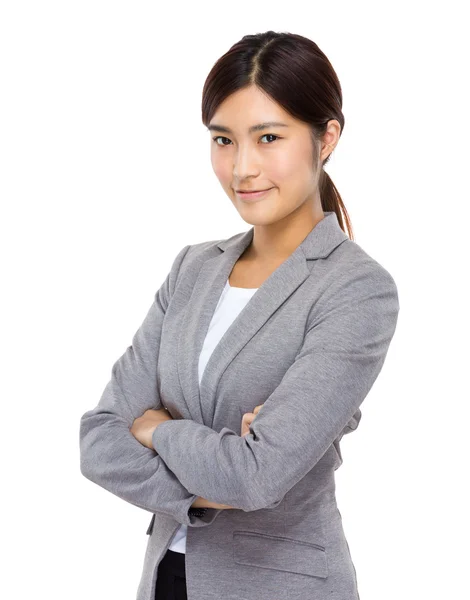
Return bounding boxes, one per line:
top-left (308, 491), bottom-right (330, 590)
top-left (152, 260), bottom-right (400, 512)
top-left (79, 243), bottom-right (222, 527)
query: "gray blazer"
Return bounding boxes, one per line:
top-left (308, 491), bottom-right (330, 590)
top-left (79, 211), bottom-right (400, 600)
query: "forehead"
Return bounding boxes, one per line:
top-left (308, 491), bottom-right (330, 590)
top-left (208, 86), bottom-right (296, 133)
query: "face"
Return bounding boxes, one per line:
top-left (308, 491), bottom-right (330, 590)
top-left (208, 84), bottom-right (339, 227)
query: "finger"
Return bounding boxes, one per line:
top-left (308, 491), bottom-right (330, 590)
top-left (242, 412), bottom-right (255, 426)
top-left (241, 412), bottom-right (255, 437)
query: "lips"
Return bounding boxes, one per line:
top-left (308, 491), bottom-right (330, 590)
top-left (236, 188), bottom-right (272, 193)
top-left (235, 187), bottom-right (274, 201)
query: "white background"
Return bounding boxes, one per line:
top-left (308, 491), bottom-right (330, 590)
top-left (1, 1), bottom-right (468, 598)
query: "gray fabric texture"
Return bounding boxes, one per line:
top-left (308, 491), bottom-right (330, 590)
top-left (79, 211), bottom-right (400, 599)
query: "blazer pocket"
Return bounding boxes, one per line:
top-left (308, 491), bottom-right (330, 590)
top-left (233, 530), bottom-right (328, 579)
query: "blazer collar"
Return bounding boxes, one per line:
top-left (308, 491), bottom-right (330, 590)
top-left (176, 211), bottom-right (349, 426)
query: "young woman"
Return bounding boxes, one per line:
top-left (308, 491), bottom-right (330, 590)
top-left (80, 30), bottom-right (400, 600)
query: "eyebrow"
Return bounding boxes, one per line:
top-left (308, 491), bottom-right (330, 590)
top-left (207, 121), bottom-right (289, 134)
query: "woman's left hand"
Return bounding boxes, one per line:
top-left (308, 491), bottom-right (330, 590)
top-left (130, 407), bottom-right (173, 450)
top-left (241, 404), bottom-right (264, 437)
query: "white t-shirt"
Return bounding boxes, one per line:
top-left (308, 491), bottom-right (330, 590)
top-left (168, 278), bottom-right (259, 553)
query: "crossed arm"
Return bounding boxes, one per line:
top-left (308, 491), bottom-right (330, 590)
top-left (129, 403), bottom-right (263, 510)
top-left (80, 243), bottom-right (399, 521)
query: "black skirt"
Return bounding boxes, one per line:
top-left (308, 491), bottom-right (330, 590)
top-left (154, 549), bottom-right (187, 600)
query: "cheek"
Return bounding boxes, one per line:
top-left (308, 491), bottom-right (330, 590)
top-left (264, 152), bottom-right (296, 184)
top-left (273, 152), bottom-right (313, 194)
top-left (275, 151), bottom-right (303, 180)
top-left (211, 153), bottom-right (231, 182)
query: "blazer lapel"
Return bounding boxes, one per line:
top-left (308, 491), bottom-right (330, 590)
top-left (176, 211), bottom-right (349, 427)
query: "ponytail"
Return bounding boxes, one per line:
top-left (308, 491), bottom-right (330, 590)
top-left (320, 168), bottom-right (354, 241)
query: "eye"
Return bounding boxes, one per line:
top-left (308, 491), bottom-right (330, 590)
top-left (260, 134), bottom-right (280, 144)
top-left (212, 134), bottom-right (281, 146)
top-left (212, 136), bottom-right (231, 146)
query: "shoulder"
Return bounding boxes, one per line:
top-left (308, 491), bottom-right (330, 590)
top-left (332, 238), bottom-right (397, 285)
top-left (308, 237), bottom-right (400, 317)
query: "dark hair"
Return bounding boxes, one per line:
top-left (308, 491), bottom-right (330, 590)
top-left (201, 30), bottom-right (354, 241)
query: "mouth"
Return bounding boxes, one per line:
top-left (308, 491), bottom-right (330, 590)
top-left (235, 187), bottom-right (274, 200)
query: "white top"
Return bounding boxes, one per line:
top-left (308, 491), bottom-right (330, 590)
top-left (168, 278), bottom-right (259, 553)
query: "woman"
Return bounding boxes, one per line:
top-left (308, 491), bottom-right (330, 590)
top-left (80, 31), bottom-right (400, 600)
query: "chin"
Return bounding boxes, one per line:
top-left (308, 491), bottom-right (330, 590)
top-left (236, 209), bottom-right (281, 227)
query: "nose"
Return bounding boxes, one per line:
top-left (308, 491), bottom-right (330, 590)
top-left (232, 145), bottom-right (261, 181)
